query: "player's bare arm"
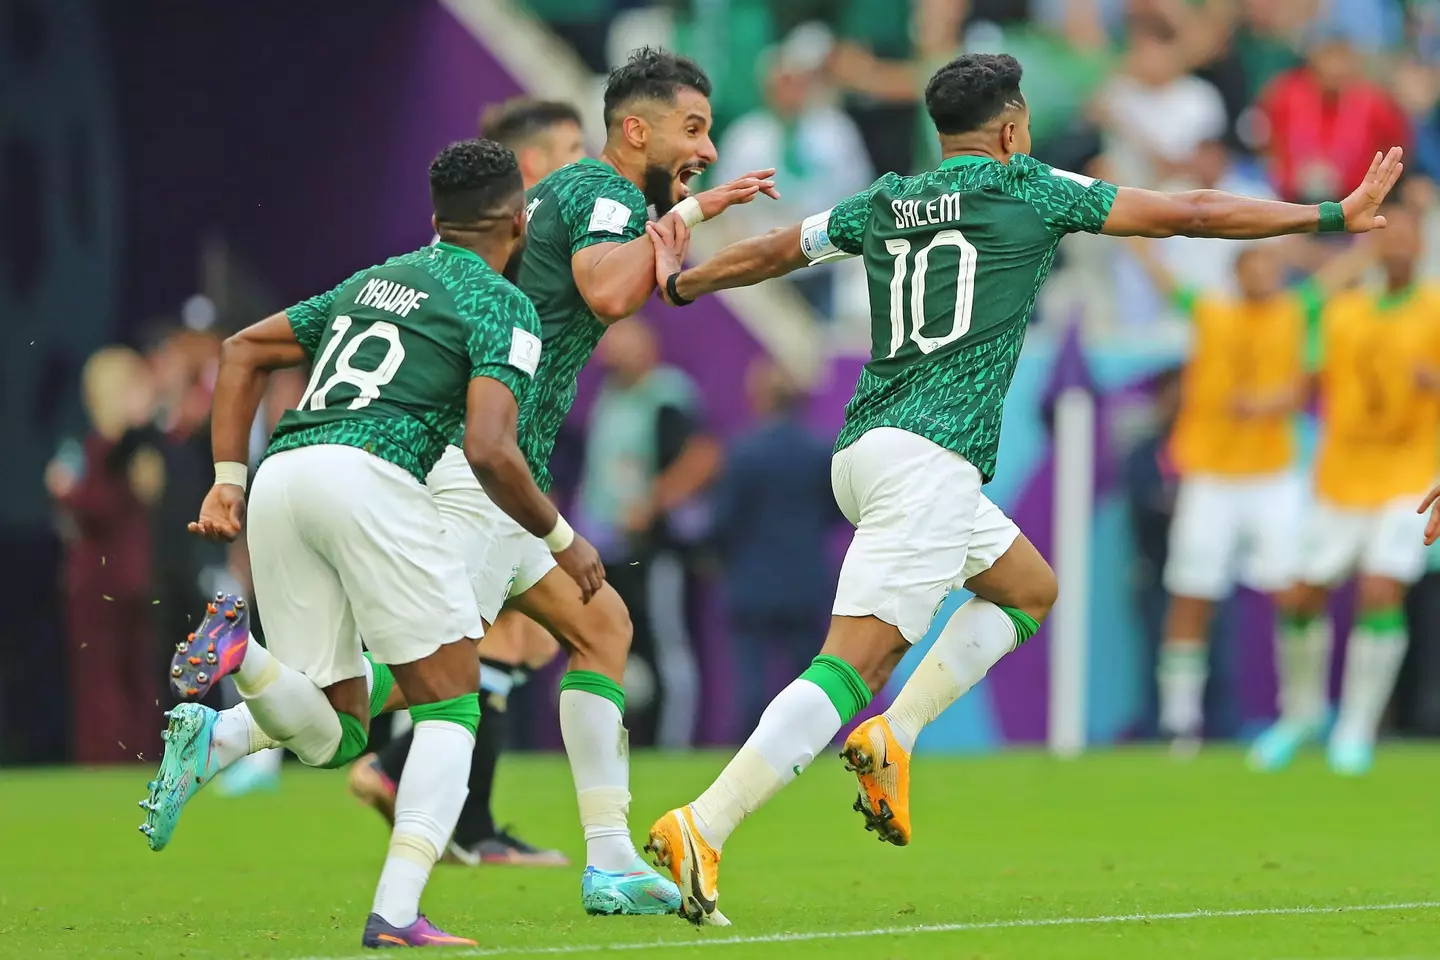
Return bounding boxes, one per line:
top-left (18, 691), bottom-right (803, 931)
top-left (1102, 147), bottom-right (1404, 239)
top-left (572, 170), bottom-right (778, 323)
top-left (463, 376), bottom-right (605, 602)
top-left (651, 221), bottom-right (809, 305)
top-left (190, 312), bottom-right (307, 542)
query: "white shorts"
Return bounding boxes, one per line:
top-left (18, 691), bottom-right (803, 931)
top-left (247, 445), bottom-right (483, 688)
top-left (831, 428), bottom-right (1020, 643)
top-left (1298, 494), bottom-right (1431, 587)
top-left (1163, 471), bottom-right (1302, 600)
top-left (425, 445), bottom-right (556, 624)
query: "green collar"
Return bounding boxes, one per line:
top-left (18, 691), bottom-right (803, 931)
top-left (938, 154), bottom-right (999, 171)
top-left (434, 241), bottom-right (485, 264)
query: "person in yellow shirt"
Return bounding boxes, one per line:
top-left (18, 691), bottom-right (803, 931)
top-left (1252, 201), bottom-right (1440, 775)
top-left (1129, 237), bottom-right (1372, 753)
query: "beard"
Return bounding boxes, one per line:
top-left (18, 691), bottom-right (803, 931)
top-left (642, 163), bottom-right (678, 216)
top-left (502, 235), bottom-right (528, 284)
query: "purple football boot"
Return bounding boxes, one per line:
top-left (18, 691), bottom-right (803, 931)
top-left (361, 913), bottom-right (476, 949)
top-left (170, 592), bottom-right (249, 701)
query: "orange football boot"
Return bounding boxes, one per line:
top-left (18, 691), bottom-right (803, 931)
top-left (841, 715), bottom-right (912, 846)
top-left (645, 807), bottom-right (729, 926)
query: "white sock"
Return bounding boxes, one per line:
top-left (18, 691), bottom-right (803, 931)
top-left (1157, 641), bottom-right (1207, 738)
top-left (883, 598), bottom-right (1019, 753)
top-left (210, 702), bottom-right (281, 769)
top-left (372, 719), bottom-right (474, 928)
top-left (1276, 616), bottom-right (1332, 727)
top-left (559, 689), bottom-right (637, 872)
top-left (232, 637), bottom-right (342, 767)
top-left (1333, 620), bottom-right (1408, 744)
top-left (690, 677), bottom-right (841, 850)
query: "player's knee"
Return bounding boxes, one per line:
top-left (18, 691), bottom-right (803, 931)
top-left (1356, 575), bottom-right (1405, 614)
top-left (1021, 563), bottom-right (1058, 624)
top-left (1288, 583), bottom-right (1329, 619)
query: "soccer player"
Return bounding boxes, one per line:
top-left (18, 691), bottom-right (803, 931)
top-left (1250, 199), bottom-right (1440, 776)
top-left (143, 139), bottom-right (605, 946)
top-left (1126, 237), bottom-right (1375, 753)
top-left (349, 97), bottom-right (588, 867)
top-left (361, 46), bottom-right (778, 914)
top-left (639, 53), bottom-right (1402, 924)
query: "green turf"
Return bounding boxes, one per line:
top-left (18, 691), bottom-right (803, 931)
top-left (2, 746), bottom-right (1438, 959)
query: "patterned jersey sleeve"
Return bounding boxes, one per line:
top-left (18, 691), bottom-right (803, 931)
top-left (810, 172), bottom-right (901, 258)
top-left (566, 173), bottom-right (648, 255)
top-left (459, 281), bottom-right (544, 407)
top-left (1012, 154), bottom-right (1119, 237)
top-left (284, 268), bottom-right (366, 358)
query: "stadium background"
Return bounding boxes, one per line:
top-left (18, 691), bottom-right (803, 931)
top-left (5, 0), bottom-right (1440, 767)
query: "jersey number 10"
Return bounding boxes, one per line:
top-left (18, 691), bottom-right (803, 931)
top-left (883, 229), bottom-right (978, 358)
top-left (298, 315), bottom-right (407, 411)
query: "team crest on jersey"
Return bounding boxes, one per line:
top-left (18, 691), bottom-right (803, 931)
top-left (501, 564), bottom-right (520, 601)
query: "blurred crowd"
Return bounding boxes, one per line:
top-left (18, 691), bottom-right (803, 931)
top-left (524, 0), bottom-right (1440, 342)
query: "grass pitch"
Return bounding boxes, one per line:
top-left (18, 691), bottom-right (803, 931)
top-left (2, 746), bottom-right (1438, 959)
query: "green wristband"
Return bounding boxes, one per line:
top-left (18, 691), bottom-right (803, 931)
top-left (1318, 201), bottom-right (1346, 234)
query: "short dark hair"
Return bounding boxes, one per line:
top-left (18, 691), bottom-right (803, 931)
top-left (924, 54), bottom-right (1026, 136)
top-left (428, 138), bottom-right (523, 226)
top-left (480, 98), bottom-right (583, 148)
top-left (602, 46), bottom-right (711, 129)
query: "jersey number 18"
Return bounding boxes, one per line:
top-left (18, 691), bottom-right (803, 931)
top-left (883, 229), bottom-right (978, 358)
top-left (298, 315), bottom-right (407, 411)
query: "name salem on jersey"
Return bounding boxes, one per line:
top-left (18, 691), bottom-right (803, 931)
top-left (354, 277), bottom-right (430, 317)
top-left (892, 193), bottom-right (962, 230)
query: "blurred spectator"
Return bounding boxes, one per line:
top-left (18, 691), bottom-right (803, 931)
top-left (578, 318), bottom-right (721, 747)
top-left (715, 24), bottom-right (873, 316)
top-left (520, 0), bottom-right (616, 73)
top-left (1093, 19), bottom-right (1228, 188)
top-left (712, 358), bottom-right (840, 735)
top-left (1257, 31), bottom-right (1411, 203)
top-left (46, 347), bottom-right (163, 764)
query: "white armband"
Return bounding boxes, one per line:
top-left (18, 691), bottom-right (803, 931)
top-left (543, 514), bottom-right (575, 553)
top-left (799, 209), bottom-right (854, 265)
top-left (214, 461), bottom-right (249, 491)
top-left (672, 196), bottom-right (705, 228)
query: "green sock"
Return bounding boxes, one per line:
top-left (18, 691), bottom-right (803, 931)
top-left (363, 653), bottom-right (395, 718)
top-left (798, 654), bottom-right (871, 724)
top-left (559, 670), bottom-right (625, 715)
top-left (321, 712), bottom-right (369, 769)
top-left (409, 693), bottom-right (481, 735)
top-left (1000, 606), bottom-right (1041, 644)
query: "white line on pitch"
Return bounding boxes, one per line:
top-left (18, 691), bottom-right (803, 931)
top-left (295, 901), bottom-right (1440, 959)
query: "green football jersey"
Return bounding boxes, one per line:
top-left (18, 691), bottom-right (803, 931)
top-left (266, 242), bottom-right (543, 483)
top-left (813, 153), bottom-right (1118, 481)
top-left (516, 158), bottom-right (649, 490)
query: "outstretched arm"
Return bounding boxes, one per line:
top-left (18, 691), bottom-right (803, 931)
top-left (1102, 148), bottom-right (1403, 239)
top-left (655, 222), bottom-right (811, 304)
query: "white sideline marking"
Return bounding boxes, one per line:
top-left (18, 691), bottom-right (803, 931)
top-left (305, 901), bottom-right (1440, 958)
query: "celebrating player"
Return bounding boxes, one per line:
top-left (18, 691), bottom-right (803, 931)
top-left (1126, 236), bottom-right (1375, 753)
top-left (639, 53), bottom-right (1402, 924)
top-left (349, 97), bottom-right (587, 868)
top-left (1250, 196), bottom-right (1440, 776)
top-left (358, 47), bottom-right (778, 915)
top-left (142, 139), bottom-right (604, 947)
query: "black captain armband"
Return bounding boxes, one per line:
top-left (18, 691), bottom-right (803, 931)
top-left (666, 272), bottom-right (694, 307)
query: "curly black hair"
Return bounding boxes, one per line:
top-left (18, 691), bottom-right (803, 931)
top-left (428, 138), bottom-right (523, 225)
top-left (602, 46), bottom-right (711, 129)
top-left (480, 98), bottom-right (583, 148)
top-left (924, 54), bottom-right (1026, 137)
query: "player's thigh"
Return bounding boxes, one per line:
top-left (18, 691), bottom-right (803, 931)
top-left (962, 528), bottom-right (1056, 623)
top-left (427, 445), bottom-right (513, 625)
top-left (1163, 475), bottom-right (1243, 602)
top-left (831, 428), bottom-right (981, 644)
top-left (312, 447), bottom-right (483, 668)
top-left (1358, 495), bottom-right (1430, 586)
top-left (475, 607), bottom-right (557, 666)
top-left (1236, 472), bottom-right (1304, 595)
top-left (510, 570), bottom-right (631, 677)
top-left (245, 448), bottom-right (361, 688)
top-left (1297, 499), bottom-right (1368, 588)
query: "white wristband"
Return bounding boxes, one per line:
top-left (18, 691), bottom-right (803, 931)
top-left (543, 513), bottom-right (575, 553)
top-left (673, 196), bottom-right (705, 228)
top-left (214, 461), bottom-right (249, 491)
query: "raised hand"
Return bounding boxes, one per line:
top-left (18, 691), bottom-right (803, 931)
top-left (1341, 147), bottom-right (1404, 233)
top-left (188, 484), bottom-right (246, 542)
top-left (647, 219), bottom-right (689, 305)
top-left (693, 168), bottom-right (781, 220)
